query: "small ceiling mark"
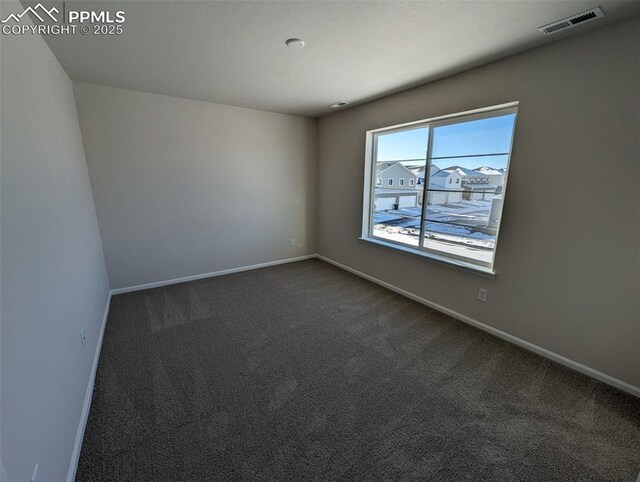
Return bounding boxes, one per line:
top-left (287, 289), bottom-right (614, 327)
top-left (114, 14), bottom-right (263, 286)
top-left (285, 38), bottom-right (305, 49)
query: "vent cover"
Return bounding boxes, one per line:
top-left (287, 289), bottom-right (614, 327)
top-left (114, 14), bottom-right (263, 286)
top-left (538, 7), bottom-right (605, 35)
top-left (329, 101), bottom-right (349, 108)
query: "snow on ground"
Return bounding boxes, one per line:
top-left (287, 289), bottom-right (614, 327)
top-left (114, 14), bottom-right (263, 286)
top-left (373, 228), bottom-right (493, 263)
top-left (373, 199), bottom-right (496, 254)
top-left (425, 222), bottom-right (493, 240)
top-left (426, 200), bottom-right (492, 226)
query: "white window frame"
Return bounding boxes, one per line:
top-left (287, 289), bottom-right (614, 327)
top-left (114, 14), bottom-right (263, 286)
top-left (399, 178), bottom-right (405, 186)
top-left (409, 178), bottom-right (415, 186)
top-left (361, 102), bottom-right (518, 276)
top-left (387, 178), bottom-right (393, 186)
top-left (375, 178), bottom-right (382, 187)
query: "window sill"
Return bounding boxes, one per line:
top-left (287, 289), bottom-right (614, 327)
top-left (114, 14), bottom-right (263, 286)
top-left (358, 236), bottom-right (496, 278)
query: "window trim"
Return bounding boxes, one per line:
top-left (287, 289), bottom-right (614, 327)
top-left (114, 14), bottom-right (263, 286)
top-left (361, 102), bottom-right (518, 275)
top-left (358, 236), bottom-right (496, 277)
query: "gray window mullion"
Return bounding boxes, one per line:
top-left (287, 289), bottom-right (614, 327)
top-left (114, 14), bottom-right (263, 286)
top-left (418, 127), bottom-right (434, 248)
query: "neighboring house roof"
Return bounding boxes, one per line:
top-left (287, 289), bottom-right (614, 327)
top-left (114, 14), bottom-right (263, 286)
top-left (376, 162), bottom-right (418, 178)
top-left (408, 163), bottom-right (438, 172)
top-left (408, 165), bottom-right (436, 186)
top-left (475, 166), bottom-right (504, 176)
top-left (443, 166), bottom-right (484, 177)
top-left (407, 163), bottom-right (438, 173)
top-left (432, 170), bottom-right (459, 178)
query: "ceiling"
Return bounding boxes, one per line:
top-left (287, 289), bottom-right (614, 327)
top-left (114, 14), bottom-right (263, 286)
top-left (34, 1), bottom-right (640, 117)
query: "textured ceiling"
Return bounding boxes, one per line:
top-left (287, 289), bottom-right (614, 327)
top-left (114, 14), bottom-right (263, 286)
top-left (35, 1), bottom-right (640, 117)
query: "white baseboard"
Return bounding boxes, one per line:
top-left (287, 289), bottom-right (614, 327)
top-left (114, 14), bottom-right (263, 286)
top-left (66, 293), bottom-right (112, 482)
top-left (317, 254), bottom-right (640, 398)
top-left (110, 254), bottom-right (318, 295)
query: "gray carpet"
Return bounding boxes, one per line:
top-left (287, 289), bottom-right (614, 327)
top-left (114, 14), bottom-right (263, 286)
top-left (76, 259), bottom-right (640, 481)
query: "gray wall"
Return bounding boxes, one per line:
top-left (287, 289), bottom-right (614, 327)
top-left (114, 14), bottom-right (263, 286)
top-left (73, 83), bottom-right (317, 290)
top-left (317, 19), bottom-right (640, 388)
top-left (0, 1), bottom-right (111, 480)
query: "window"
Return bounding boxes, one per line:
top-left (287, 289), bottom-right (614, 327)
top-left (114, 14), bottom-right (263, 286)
top-left (387, 178), bottom-right (393, 186)
top-left (376, 178), bottom-right (382, 187)
top-left (362, 104), bottom-right (517, 273)
top-left (409, 178), bottom-right (415, 186)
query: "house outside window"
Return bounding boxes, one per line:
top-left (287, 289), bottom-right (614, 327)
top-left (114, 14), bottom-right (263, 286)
top-left (362, 103), bottom-right (518, 274)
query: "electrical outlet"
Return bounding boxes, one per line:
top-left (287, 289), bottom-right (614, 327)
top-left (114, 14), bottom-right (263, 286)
top-left (478, 288), bottom-right (488, 303)
top-left (80, 328), bottom-right (87, 349)
top-left (290, 238), bottom-right (296, 247)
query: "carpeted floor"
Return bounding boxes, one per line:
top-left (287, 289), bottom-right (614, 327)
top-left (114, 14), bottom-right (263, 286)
top-left (76, 259), bottom-right (640, 481)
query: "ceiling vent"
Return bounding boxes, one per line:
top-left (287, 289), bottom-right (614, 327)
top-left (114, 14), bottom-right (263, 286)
top-left (538, 7), bottom-right (605, 36)
top-left (328, 101), bottom-right (349, 108)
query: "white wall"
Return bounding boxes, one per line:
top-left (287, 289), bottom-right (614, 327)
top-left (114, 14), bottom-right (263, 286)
top-left (73, 83), bottom-right (317, 290)
top-left (0, 2), bottom-right (111, 481)
top-left (317, 18), bottom-right (640, 388)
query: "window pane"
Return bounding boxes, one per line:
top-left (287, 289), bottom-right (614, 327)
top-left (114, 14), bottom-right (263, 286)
top-left (376, 127), bottom-right (428, 162)
top-left (431, 114), bottom-right (516, 158)
top-left (372, 127), bottom-right (428, 247)
top-left (422, 113), bottom-right (515, 266)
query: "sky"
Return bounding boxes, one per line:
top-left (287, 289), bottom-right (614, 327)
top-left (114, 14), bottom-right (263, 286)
top-left (376, 113), bottom-right (516, 170)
